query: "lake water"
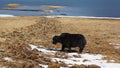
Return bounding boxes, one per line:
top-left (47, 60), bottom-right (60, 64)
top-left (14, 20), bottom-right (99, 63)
top-left (0, 0), bottom-right (120, 18)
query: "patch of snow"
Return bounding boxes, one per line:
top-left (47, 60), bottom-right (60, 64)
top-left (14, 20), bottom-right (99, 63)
top-left (39, 64), bottom-right (48, 68)
top-left (3, 57), bottom-right (13, 62)
top-left (30, 44), bottom-right (120, 68)
top-left (0, 14), bottom-right (15, 17)
top-left (109, 43), bottom-right (120, 48)
top-left (67, 53), bottom-right (79, 57)
top-left (80, 53), bottom-right (103, 60)
top-left (37, 48), bottom-right (57, 53)
top-left (108, 60), bottom-right (115, 63)
top-left (52, 53), bottom-right (120, 68)
top-left (52, 54), bottom-right (106, 67)
top-left (29, 44), bottom-right (38, 50)
top-left (109, 43), bottom-right (120, 46)
top-left (102, 63), bottom-right (120, 68)
top-left (29, 44), bottom-right (56, 53)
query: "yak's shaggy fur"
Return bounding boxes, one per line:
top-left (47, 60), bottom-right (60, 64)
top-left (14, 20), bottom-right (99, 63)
top-left (52, 33), bottom-right (87, 53)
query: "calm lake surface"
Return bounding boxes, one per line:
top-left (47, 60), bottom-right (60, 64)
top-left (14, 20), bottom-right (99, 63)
top-left (0, 0), bottom-right (120, 17)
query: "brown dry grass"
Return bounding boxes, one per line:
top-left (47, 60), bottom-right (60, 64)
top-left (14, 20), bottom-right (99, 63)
top-left (0, 16), bottom-right (38, 33)
top-left (48, 62), bottom-right (60, 68)
top-left (0, 16), bottom-right (120, 67)
top-left (56, 17), bottom-right (120, 62)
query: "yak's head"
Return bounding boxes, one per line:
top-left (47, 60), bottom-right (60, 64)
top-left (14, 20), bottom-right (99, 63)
top-left (52, 36), bottom-right (61, 44)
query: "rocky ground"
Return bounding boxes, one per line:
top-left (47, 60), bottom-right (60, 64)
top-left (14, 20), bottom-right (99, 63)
top-left (0, 16), bottom-right (120, 68)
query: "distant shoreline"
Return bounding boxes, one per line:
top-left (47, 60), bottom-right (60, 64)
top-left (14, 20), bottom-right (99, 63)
top-left (0, 14), bottom-right (120, 20)
top-left (44, 16), bottom-right (120, 20)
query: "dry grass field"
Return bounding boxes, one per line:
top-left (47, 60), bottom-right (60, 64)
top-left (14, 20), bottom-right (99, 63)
top-left (0, 16), bottom-right (120, 68)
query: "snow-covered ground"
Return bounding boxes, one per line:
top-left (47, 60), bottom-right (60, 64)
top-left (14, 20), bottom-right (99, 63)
top-left (0, 14), bottom-right (15, 17)
top-left (29, 44), bottom-right (120, 68)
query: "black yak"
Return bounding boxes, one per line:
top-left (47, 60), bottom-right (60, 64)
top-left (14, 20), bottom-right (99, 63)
top-left (52, 33), bottom-right (87, 53)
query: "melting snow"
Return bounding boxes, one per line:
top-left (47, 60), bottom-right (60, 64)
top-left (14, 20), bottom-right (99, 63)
top-left (52, 54), bottom-right (107, 67)
top-left (29, 44), bottom-right (56, 53)
top-left (29, 44), bottom-right (120, 68)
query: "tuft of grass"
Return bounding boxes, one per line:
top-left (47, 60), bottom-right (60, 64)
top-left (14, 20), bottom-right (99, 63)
top-left (69, 64), bottom-right (101, 68)
top-left (88, 64), bottom-right (101, 68)
top-left (48, 62), bottom-right (60, 68)
top-left (69, 64), bottom-right (87, 68)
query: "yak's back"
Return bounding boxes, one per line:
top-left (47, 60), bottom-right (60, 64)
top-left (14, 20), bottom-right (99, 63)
top-left (60, 33), bottom-right (86, 45)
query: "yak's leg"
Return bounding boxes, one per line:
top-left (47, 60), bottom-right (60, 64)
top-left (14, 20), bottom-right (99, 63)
top-left (61, 45), bottom-right (65, 51)
top-left (68, 46), bottom-right (71, 51)
top-left (68, 45), bottom-right (72, 52)
top-left (79, 48), bottom-right (83, 53)
top-left (79, 45), bottom-right (85, 53)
